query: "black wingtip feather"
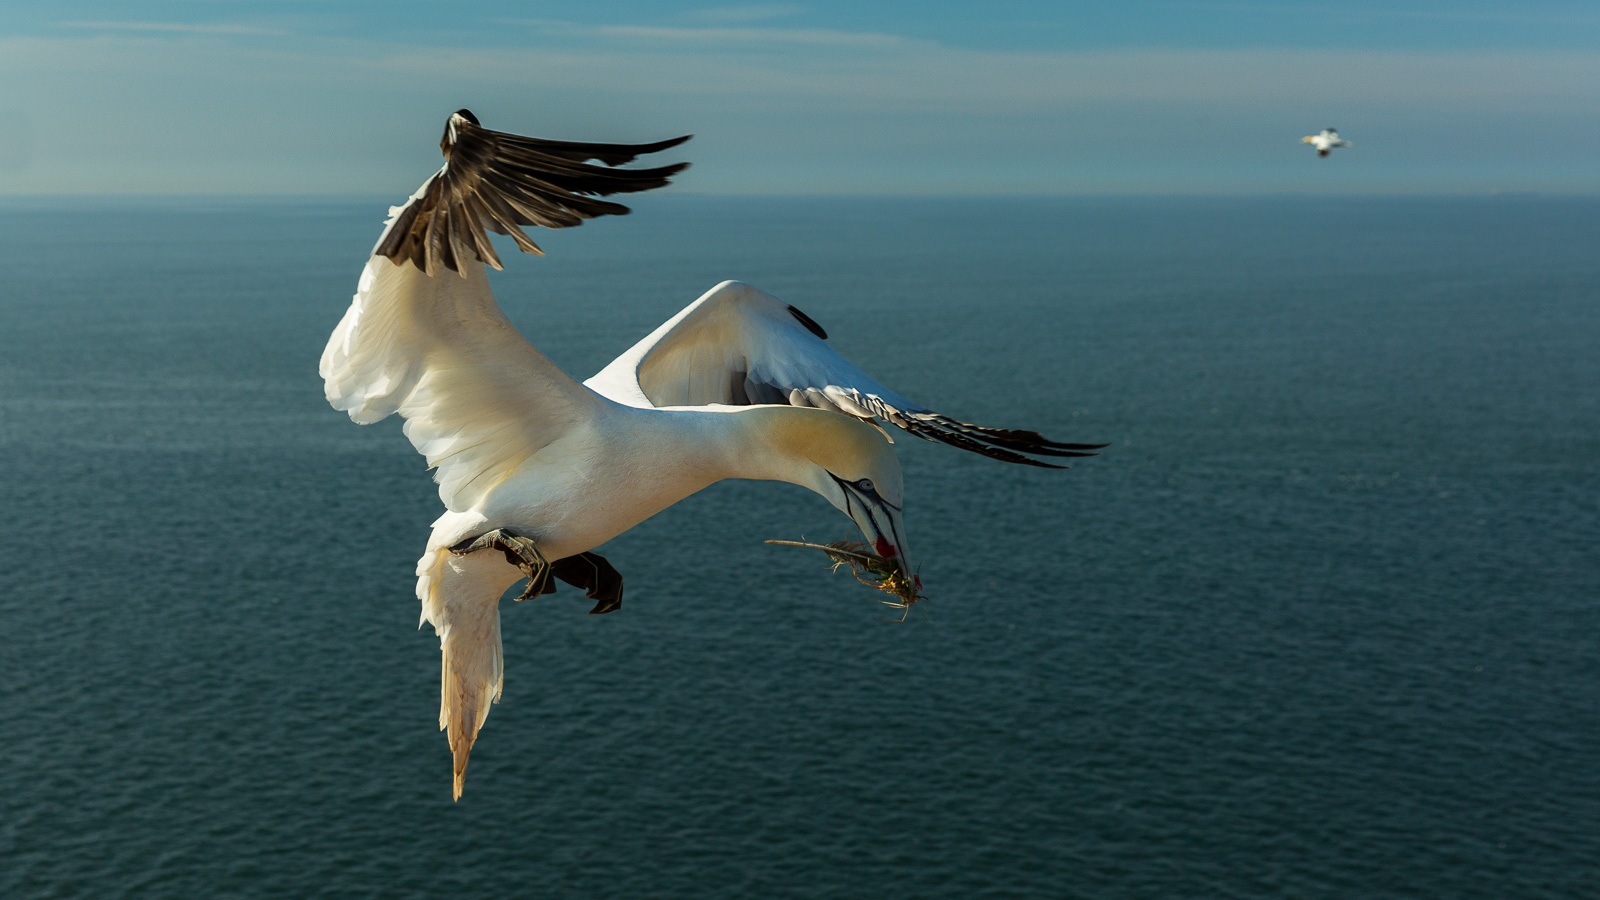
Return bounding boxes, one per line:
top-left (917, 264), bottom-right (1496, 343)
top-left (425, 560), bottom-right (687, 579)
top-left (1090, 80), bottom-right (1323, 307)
top-left (899, 411), bottom-right (1102, 468)
top-left (786, 385), bottom-right (1101, 468)
top-left (378, 113), bottom-right (692, 274)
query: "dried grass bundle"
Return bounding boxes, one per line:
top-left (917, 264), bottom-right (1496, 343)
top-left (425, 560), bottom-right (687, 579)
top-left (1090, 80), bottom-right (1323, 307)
top-left (765, 539), bottom-right (926, 613)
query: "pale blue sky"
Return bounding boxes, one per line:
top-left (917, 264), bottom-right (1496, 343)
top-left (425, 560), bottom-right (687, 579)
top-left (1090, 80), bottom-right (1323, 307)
top-left (3, 2), bottom-right (1598, 195)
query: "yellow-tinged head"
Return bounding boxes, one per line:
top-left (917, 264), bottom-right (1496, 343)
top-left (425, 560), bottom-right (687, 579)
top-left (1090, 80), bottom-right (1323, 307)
top-left (748, 406), bottom-right (916, 586)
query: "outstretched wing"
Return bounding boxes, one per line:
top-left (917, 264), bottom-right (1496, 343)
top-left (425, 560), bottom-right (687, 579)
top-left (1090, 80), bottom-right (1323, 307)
top-left (322, 110), bottom-right (691, 509)
top-left (374, 109), bottom-right (691, 276)
top-left (322, 256), bottom-right (606, 511)
top-left (584, 281), bottom-right (1105, 468)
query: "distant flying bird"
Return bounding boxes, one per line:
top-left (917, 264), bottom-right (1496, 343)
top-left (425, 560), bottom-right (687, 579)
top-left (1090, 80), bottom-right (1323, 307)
top-left (1301, 128), bottom-right (1353, 157)
top-left (320, 110), bottom-right (1104, 798)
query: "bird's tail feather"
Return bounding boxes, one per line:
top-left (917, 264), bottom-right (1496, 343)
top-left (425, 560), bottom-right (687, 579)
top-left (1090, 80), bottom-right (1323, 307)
top-left (416, 547), bottom-right (520, 800)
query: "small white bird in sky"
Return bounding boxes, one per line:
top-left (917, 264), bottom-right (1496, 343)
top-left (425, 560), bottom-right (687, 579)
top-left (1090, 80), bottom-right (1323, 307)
top-left (320, 110), bottom-right (1104, 798)
top-left (1301, 127), bottom-right (1353, 157)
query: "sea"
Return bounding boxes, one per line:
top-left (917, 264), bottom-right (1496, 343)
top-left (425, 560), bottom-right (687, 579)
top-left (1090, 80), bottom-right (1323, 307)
top-left (0, 195), bottom-right (1596, 899)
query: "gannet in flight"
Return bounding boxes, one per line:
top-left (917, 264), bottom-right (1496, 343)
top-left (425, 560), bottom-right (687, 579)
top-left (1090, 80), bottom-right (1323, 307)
top-left (1301, 128), bottom-right (1352, 157)
top-left (321, 110), bottom-right (1104, 798)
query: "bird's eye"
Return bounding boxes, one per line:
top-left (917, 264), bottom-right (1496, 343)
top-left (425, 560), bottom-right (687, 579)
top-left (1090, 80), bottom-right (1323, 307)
top-left (856, 479), bottom-right (875, 492)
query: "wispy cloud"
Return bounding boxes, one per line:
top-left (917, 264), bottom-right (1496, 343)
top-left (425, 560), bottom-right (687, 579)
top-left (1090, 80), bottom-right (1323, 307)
top-left (1185, 2), bottom-right (1600, 27)
top-left (4, 30), bottom-right (1599, 195)
top-left (681, 5), bottom-right (808, 24)
top-left (353, 39), bottom-right (1600, 112)
top-left (57, 21), bottom-right (288, 37)
top-left (496, 18), bottom-right (906, 49)
top-left (594, 24), bottom-right (903, 47)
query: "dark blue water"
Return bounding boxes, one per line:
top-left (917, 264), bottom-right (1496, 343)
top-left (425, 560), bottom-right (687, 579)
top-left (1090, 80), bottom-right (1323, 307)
top-left (1, 196), bottom-right (1596, 898)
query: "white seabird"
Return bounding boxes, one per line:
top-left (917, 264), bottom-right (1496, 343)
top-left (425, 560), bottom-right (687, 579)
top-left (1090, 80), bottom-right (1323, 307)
top-left (1301, 127), bottom-right (1353, 157)
top-left (320, 110), bottom-right (1104, 798)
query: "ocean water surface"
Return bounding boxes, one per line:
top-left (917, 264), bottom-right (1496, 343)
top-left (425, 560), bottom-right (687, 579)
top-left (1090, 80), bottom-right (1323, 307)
top-left (0, 196), bottom-right (1596, 898)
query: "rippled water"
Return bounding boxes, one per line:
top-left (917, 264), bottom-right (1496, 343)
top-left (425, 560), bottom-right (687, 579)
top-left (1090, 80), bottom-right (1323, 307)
top-left (1, 196), bottom-right (1596, 898)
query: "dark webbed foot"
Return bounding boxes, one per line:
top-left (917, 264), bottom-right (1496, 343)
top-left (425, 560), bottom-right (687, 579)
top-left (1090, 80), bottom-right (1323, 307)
top-left (550, 552), bottom-right (626, 615)
top-left (449, 529), bottom-right (554, 601)
top-left (448, 533), bottom-right (624, 613)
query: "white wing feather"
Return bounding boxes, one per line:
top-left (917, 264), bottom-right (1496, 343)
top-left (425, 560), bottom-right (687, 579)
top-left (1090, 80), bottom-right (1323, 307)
top-left (587, 280), bottom-right (915, 417)
top-left (321, 253), bottom-right (604, 511)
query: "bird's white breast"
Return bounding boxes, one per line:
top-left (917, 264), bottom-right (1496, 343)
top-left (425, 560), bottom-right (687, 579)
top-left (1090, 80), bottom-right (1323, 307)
top-left (427, 404), bottom-right (739, 560)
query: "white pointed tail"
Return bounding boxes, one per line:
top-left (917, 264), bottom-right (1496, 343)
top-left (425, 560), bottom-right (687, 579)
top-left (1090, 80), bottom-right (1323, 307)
top-left (416, 547), bottom-right (521, 799)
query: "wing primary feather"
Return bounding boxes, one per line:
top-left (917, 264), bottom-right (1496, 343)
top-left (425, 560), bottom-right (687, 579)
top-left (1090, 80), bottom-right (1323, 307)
top-left (474, 187), bottom-right (544, 255)
top-left (376, 112), bottom-right (691, 274)
top-left (459, 194), bottom-right (505, 270)
top-left (901, 413), bottom-right (1104, 460)
top-left (906, 413), bottom-right (1105, 456)
top-left (912, 425), bottom-right (1069, 468)
top-left (423, 199), bottom-right (450, 276)
top-left (499, 133), bottom-right (692, 167)
top-left (941, 420), bottom-right (1108, 451)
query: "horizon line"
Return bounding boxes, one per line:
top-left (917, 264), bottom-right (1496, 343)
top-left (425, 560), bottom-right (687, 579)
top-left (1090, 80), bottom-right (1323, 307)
top-left (0, 189), bottom-right (1587, 204)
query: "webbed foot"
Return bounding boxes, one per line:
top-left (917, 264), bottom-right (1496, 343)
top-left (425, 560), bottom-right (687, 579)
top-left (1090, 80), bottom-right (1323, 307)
top-left (550, 552), bottom-right (626, 615)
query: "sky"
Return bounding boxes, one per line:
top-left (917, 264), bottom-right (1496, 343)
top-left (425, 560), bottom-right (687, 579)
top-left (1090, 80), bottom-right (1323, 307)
top-left (2, 1), bottom-right (1598, 195)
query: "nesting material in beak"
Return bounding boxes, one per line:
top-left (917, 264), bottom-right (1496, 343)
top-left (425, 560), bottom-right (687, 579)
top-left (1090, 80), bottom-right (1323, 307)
top-left (766, 539), bottom-right (927, 612)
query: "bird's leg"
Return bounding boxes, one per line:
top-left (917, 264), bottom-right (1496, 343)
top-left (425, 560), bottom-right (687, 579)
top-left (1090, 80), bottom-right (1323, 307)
top-left (549, 552), bottom-right (626, 616)
top-left (449, 529), bottom-right (554, 602)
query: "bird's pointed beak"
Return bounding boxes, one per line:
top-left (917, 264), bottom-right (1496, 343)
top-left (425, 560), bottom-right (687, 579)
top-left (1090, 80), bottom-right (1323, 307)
top-left (842, 487), bottom-right (920, 592)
